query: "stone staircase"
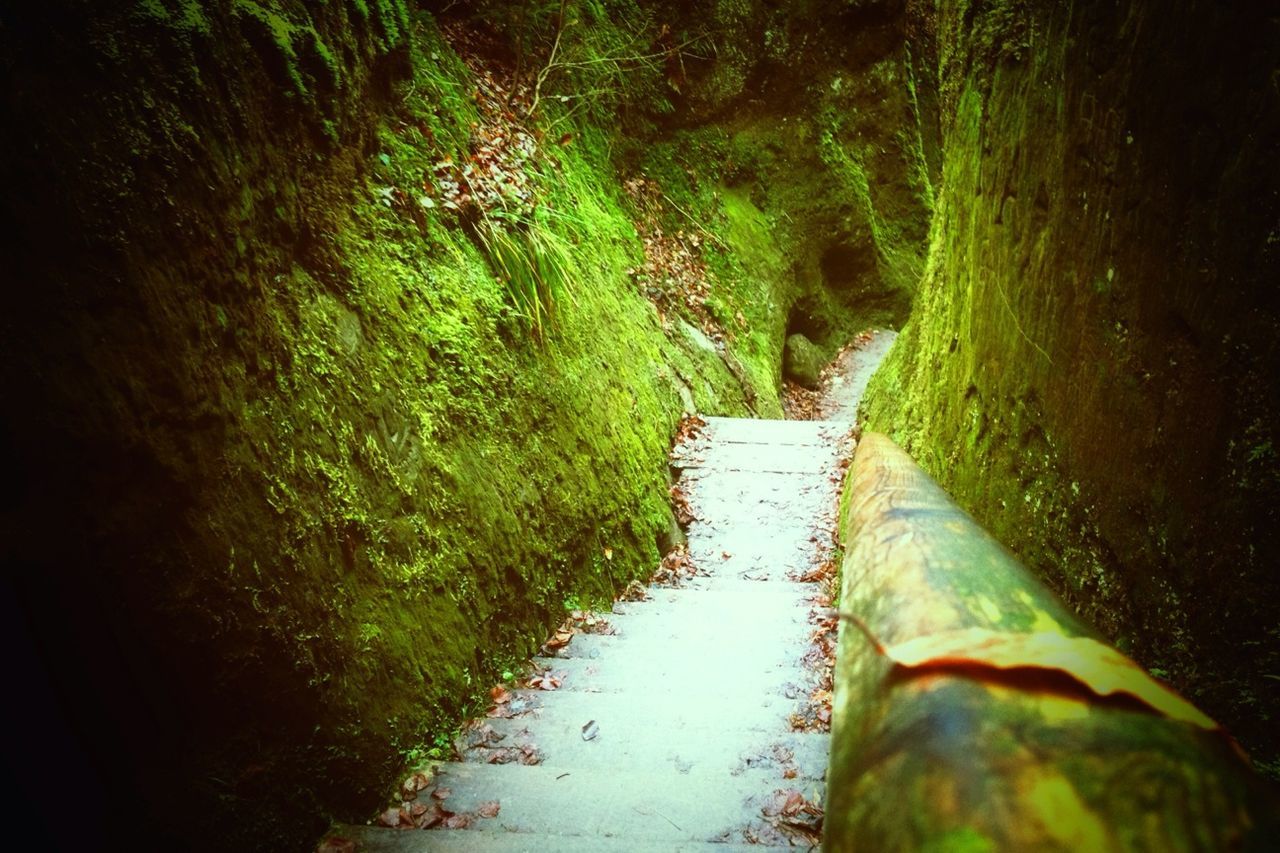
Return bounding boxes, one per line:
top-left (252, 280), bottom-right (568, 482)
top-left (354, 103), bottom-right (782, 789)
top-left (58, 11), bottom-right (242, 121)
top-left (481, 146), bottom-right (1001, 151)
top-left (331, 416), bottom-right (852, 851)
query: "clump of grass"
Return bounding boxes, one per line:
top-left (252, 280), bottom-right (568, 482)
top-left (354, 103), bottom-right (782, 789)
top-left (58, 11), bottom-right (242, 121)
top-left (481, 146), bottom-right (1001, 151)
top-left (474, 210), bottom-right (577, 341)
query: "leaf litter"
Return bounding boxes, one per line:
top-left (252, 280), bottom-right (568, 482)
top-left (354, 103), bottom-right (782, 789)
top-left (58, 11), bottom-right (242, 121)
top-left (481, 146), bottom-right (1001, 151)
top-left (785, 441), bottom-right (845, 734)
top-left (368, 767), bottom-right (505, 833)
top-left (783, 329), bottom-right (877, 421)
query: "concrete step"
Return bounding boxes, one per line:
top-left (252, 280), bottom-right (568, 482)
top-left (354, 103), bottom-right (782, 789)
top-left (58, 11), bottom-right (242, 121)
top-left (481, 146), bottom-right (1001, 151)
top-left (411, 762), bottom-right (824, 842)
top-left (537, 626), bottom-right (809, 668)
top-left (699, 416), bottom-right (851, 447)
top-left (672, 440), bottom-right (840, 474)
top-left (608, 581), bottom-right (817, 612)
top-left (485, 687), bottom-right (804, 735)
top-left (477, 710), bottom-right (831, 779)
top-left (332, 824), bottom-right (774, 852)
top-left (684, 539), bottom-right (827, 579)
top-left (526, 649), bottom-right (803, 697)
top-left (679, 470), bottom-right (838, 517)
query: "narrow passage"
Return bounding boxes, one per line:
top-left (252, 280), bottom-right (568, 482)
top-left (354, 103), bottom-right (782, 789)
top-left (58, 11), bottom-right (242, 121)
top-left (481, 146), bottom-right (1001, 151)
top-left (335, 335), bottom-right (895, 851)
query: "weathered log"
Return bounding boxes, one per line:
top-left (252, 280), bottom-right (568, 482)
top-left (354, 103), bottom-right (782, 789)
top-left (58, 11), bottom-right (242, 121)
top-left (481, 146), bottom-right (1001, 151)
top-left (826, 432), bottom-right (1279, 851)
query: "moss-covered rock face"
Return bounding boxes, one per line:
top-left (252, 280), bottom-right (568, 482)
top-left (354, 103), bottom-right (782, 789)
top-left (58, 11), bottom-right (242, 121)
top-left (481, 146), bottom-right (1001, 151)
top-left (862, 0), bottom-right (1280, 772)
top-left (613, 0), bottom-right (936, 363)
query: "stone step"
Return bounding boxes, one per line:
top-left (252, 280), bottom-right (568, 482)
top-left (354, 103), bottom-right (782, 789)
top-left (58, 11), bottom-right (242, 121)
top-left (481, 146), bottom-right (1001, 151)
top-left (539, 626), bottom-right (809, 667)
top-left (672, 440), bottom-right (840, 474)
top-left (608, 580), bottom-right (818, 612)
top-left (699, 416), bottom-right (852, 447)
top-left (547, 627), bottom-right (810, 666)
top-left (678, 470), bottom-right (838, 515)
top-left (476, 709), bottom-right (831, 779)
top-left (526, 649), bottom-right (803, 697)
top-left (646, 572), bottom-right (822, 593)
top-left (397, 762), bottom-right (824, 843)
top-left (485, 687), bottom-right (803, 735)
top-left (331, 824), bottom-right (773, 852)
top-left (684, 539), bottom-right (827, 579)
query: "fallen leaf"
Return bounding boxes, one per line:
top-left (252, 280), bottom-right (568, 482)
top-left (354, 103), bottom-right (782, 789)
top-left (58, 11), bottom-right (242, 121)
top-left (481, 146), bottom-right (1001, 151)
top-left (544, 627), bottom-right (575, 651)
top-left (443, 813), bottom-right (473, 829)
top-left (477, 800), bottom-right (501, 818)
top-left (316, 837), bottom-right (356, 853)
top-left (528, 671), bottom-right (562, 690)
top-left (377, 806), bottom-right (402, 828)
top-left (400, 771), bottom-right (430, 800)
top-left (431, 786), bottom-right (451, 800)
top-left (490, 685), bottom-right (510, 704)
top-left (881, 628), bottom-right (1218, 730)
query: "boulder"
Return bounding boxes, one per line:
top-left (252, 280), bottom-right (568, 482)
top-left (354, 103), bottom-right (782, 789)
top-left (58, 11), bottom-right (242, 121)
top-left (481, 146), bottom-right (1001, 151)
top-left (783, 333), bottom-right (824, 389)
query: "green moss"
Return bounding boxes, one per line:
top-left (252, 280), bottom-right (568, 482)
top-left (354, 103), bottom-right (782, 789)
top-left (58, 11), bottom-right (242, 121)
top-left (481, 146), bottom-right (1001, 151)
top-left (233, 0), bottom-right (309, 95)
top-left (862, 0), bottom-right (1280, 778)
top-left (135, 0), bottom-right (211, 34)
top-left (370, 0), bottom-right (410, 49)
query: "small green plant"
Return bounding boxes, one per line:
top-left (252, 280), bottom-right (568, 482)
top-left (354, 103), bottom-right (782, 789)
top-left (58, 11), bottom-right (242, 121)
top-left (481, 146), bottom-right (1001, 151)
top-left (474, 210), bottom-right (577, 340)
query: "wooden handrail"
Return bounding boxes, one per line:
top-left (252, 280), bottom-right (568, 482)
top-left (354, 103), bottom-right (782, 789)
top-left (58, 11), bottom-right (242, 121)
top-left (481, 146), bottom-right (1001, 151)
top-left (825, 432), bottom-right (1278, 851)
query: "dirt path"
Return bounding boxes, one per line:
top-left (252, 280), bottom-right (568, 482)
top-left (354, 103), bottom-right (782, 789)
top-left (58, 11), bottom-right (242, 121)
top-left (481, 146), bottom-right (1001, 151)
top-left (784, 329), bottom-right (898, 422)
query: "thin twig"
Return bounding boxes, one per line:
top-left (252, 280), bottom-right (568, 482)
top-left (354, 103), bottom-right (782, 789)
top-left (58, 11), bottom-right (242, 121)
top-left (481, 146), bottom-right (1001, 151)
top-left (658, 190), bottom-right (727, 250)
top-left (529, 0), bottom-right (569, 117)
top-left (994, 278), bottom-right (1053, 365)
top-left (633, 806), bottom-right (683, 832)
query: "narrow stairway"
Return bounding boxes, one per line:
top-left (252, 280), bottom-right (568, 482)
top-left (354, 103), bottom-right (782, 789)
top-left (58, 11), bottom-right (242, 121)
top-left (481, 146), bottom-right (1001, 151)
top-left (336, 416), bottom-right (852, 851)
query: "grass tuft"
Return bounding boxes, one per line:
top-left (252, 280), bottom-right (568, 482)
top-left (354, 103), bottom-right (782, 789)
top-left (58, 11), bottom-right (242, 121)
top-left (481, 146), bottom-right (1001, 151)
top-left (474, 210), bottom-right (577, 341)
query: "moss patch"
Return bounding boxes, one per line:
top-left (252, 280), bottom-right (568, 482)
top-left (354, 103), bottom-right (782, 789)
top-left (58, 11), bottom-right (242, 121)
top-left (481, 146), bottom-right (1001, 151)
top-left (862, 0), bottom-right (1280, 773)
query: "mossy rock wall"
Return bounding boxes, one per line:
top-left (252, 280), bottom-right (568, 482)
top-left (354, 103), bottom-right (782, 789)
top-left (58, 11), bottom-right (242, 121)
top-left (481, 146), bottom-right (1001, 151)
top-left (0, 2), bottom-right (771, 848)
top-left (862, 0), bottom-right (1280, 770)
top-left (620, 0), bottom-right (937, 361)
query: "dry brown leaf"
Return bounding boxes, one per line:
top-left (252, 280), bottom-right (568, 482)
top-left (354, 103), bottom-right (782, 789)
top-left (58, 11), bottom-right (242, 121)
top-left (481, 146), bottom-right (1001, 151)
top-left (417, 804), bottom-right (445, 829)
top-left (528, 671), bottom-right (563, 690)
top-left (477, 800), bottom-right (501, 818)
top-left (401, 771), bottom-right (431, 800)
top-left (544, 627), bottom-right (575, 650)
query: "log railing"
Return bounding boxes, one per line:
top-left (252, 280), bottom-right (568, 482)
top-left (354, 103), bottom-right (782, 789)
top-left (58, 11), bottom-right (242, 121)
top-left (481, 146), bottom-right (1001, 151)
top-left (825, 432), bottom-right (1278, 851)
